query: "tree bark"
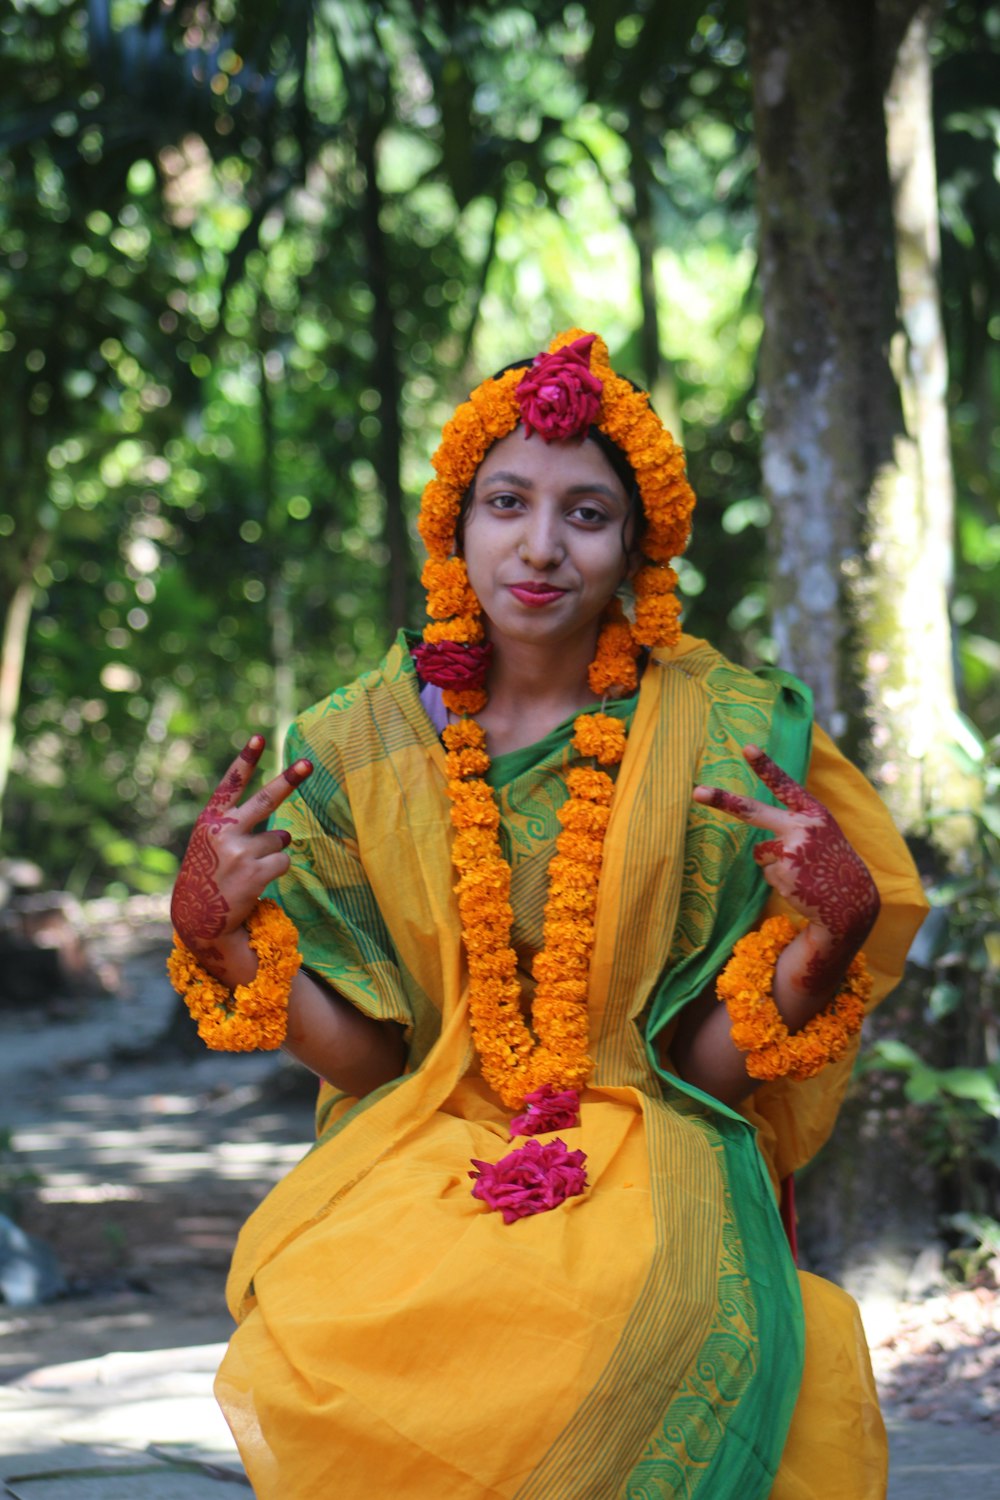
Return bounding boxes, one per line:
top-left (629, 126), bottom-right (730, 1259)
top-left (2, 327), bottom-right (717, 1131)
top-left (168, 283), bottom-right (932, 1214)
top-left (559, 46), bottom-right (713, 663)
top-left (873, 0), bottom-right (976, 844)
top-left (627, 123), bottom-right (683, 440)
top-left (0, 532), bottom-right (51, 836)
top-left (358, 118), bottom-right (409, 639)
top-left (747, 0), bottom-right (908, 749)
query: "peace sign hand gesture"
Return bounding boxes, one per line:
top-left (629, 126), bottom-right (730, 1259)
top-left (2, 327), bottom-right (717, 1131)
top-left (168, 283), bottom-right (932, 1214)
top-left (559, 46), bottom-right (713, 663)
top-left (693, 744), bottom-right (880, 996)
top-left (170, 735), bottom-right (313, 967)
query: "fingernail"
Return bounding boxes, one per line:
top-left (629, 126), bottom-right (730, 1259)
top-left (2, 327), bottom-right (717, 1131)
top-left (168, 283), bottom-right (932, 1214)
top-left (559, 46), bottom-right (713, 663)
top-left (278, 829), bottom-right (292, 849)
top-left (284, 759), bottom-right (313, 784)
top-left (744, 743), bottom-right (762, 756)
top-left (249, 734), bottom-right (265, 750)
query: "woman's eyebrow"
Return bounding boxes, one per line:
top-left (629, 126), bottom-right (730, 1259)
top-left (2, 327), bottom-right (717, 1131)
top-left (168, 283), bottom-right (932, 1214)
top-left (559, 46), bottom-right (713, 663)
top-left (481, 470), bottom-right (624, 502)
top-left (480, 469), bottom-right (535, 489)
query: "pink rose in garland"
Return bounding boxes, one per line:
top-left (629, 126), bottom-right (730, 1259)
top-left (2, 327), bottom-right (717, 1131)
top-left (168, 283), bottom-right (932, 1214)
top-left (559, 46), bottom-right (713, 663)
top-left (509, 1085), bottom-right (581, 1137)
top-left (516, 334), bottom-right (603, 442)
top-left (411, 640), bottom-right (493, 691)
top-left (469, 1137), bottom-right (588, 1224)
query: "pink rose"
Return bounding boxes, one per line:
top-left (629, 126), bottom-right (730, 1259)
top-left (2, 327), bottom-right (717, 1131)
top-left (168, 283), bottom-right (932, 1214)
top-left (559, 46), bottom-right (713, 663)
top-left (469, 1137), bottom-right (588, 1223)
top-left (411, 640), bottom-right (493, 690)
top-left (516, 334), bottom-right (603, 442)
top-left (509, 1085), bottom-right (581, 1138)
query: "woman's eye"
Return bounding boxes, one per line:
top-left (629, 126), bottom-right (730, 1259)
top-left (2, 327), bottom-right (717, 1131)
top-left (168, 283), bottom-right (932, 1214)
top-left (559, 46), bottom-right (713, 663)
top-left (571, 504), bottom-right (607, 525)
top-left (489, 493), bottom-right (522, 511)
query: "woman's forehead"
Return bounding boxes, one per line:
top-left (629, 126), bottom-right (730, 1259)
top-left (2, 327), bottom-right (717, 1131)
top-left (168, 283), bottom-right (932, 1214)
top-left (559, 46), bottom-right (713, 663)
top-left (475, 429), bottom-right (628, 496)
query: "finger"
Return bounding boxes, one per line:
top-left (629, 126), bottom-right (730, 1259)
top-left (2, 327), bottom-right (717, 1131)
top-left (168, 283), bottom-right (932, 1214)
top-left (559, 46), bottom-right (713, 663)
top-left (743, 744), bottom-right (818, 815)
top-left (752, 838), bottom-right (786, 867)
top-left (254, 850), bottom-right (294, 887)
top-left (692, 784), bottom-right (789, 833)
top-left (204, 735), bottom-right (267, 814)
top-left (240, 758), bottom-right (314, 828)
top-left (255, 828), bottom-right (293, 858)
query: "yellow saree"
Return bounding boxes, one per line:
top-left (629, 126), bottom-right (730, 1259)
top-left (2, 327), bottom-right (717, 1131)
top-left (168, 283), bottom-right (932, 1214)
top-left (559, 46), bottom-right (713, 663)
top-left (215, 633), bottom-right (927, 1499)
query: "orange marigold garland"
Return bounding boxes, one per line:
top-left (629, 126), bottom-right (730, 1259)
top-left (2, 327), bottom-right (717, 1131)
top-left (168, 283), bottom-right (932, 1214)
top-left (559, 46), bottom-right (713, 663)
top-left (167, 898), bottom-right (301, 1052)
top-left (443, 712), bottom-right (626, 1115)
top-left (420, 329), bottom-right (698, 1218)
top-left (716, 914), bottom-right (872, 1082)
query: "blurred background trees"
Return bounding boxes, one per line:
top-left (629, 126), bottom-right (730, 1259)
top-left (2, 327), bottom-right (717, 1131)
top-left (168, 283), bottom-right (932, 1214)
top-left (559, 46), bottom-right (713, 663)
top-left (2, 0), bottom-right (998, 1263)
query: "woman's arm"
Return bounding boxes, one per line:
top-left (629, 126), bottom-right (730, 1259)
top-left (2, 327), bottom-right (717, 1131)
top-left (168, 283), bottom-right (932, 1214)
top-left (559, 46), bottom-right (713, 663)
top-left (669, 744), bottom-right (880, 1108)
top-left (171, 736), bottom-right (406, 1098)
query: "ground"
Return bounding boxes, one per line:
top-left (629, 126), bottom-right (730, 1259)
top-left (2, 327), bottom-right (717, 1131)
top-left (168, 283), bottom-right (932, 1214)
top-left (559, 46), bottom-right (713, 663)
top-left (0, 897), bottom-right (998, 1496)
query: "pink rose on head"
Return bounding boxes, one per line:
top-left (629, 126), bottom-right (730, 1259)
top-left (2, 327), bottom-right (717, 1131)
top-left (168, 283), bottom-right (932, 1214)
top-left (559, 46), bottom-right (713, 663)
top-left (516, 334), bottom-right (603, 442)
top-left (469, 1137), bottom-right (588, 1223)
top-left (509, 1085), bottom-right (581, 1138)
top-left (411, 640), bottom-right (493, 690)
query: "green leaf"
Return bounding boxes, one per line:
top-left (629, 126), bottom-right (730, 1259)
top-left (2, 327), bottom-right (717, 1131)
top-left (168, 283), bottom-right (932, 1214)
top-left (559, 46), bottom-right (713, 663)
top-left (939, 1068), bottom-right (1000, 1116)
top-left (904, 1069), bottom-right (945, 1105)
top-left (867, 1039), bottom-right (924, 1070)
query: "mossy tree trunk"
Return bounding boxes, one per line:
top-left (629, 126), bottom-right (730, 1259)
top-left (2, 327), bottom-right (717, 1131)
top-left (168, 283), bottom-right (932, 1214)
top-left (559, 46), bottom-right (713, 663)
top-left (747, 0), bottom-right (905, 750)
top-left (747, 0), bottom-right (974, 839)
top-left (746, 0), bottom-right (977, 1289)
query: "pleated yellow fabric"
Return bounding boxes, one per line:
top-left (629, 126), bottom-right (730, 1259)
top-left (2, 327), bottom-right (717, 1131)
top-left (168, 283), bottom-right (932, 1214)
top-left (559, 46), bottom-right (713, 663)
top-left (214, 633), bottom-right (927, 1500)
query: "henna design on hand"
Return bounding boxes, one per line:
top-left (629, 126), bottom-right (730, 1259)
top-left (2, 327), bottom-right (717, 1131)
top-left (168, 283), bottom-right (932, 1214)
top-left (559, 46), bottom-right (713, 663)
top-left (743, 745), bottom-right (813, 814)
top-left (170, 737), bottom-right (310, 956)
top-left (170, 736), bottom-right (265, 948)
top-left (696, 744), bottom-right (881, 1001)
top-left (697, 788), bottom-right (756, 820)
top-left (170, 807), bottom-right (238, 945)
top-left (745, 745), bottom-right (880, 995)
top-left (753, 839), bottom-right (785, 868)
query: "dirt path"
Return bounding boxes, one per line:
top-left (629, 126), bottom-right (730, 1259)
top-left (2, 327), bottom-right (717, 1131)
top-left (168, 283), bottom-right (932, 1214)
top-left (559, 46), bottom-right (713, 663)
top-left (0, 915), bottom-right (318, 1381)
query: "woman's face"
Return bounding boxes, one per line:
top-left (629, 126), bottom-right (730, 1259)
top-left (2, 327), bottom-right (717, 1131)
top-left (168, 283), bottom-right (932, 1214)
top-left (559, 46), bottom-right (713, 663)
top-left (462, 428), bottom-right (635, 656)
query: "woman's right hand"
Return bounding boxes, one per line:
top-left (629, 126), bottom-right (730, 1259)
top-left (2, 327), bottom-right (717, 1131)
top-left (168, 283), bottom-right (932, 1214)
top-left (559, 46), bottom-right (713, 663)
top-left (170, 734), bottom-right (313, 967)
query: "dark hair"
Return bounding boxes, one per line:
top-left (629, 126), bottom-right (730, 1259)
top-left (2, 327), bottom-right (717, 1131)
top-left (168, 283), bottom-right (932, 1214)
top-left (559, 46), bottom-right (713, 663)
top-left (456, 358), bottom-right (645, 562)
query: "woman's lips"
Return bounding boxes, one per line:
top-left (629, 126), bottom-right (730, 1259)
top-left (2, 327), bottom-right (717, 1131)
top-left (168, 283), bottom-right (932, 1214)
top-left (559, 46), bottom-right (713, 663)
top-left (507, 583), bottom-right (568, 607)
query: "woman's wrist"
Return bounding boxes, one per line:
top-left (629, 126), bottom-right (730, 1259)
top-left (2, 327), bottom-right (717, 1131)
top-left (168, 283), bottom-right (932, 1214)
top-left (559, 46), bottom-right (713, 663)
top-left (182, 924), bottom-right (258, 989)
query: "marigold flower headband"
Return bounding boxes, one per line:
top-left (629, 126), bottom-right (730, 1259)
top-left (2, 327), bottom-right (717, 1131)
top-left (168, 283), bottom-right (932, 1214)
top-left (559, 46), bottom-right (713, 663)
top-left (412, 328), bottom-right (698, 1223)
top-left (413, 328), bottom-right (696, 714)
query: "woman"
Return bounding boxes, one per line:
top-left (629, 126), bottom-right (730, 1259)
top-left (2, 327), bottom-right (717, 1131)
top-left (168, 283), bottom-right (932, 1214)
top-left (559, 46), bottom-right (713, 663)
top-left (169, 330), bottom-right (927, 1498)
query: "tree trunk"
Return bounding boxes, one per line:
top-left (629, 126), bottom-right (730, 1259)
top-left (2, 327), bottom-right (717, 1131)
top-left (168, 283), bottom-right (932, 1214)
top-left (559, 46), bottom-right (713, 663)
top-left (0, 532), bottom-right (51, 836)
top-left (358, 118), bottom-right (409, 640)
top-left (748, 0), bottom-right (972, 844)
top-left (747, 0), bottom-right (908, 749)
top-left (873, 0), bottom-right (976, 845)
top-left (627, 124), bottom-right (683, 440)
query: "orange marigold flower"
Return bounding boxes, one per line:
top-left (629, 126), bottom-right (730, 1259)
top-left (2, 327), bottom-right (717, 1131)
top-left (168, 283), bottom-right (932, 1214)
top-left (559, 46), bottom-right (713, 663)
top-left (565, 768), bottom-right (615, 805)
top-left (572, 712), bottom-right (628, 766)
top-left (446, 746), bottom-right (492, 779)
top-left (443, 720), bottom-right (487, 751)
top-left (167, 899), bottom-right (300, 1054)
top-left (443, 687), bottom-right (489, 715)
top-left (423, 617), bottom-right (484, 646)
top-left (553, 831), bottom-right (605, 867)
top-left (717, 916), bottom-right (870, 1083)
top-left (556, 800), bottom-right (611, 836)
top-left (422, 557), bottom-right (481, 620)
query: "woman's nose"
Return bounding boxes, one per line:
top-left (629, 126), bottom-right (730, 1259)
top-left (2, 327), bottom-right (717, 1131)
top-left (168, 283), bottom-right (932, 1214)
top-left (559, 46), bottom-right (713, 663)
top-left (517, 512), bottom-right (564, 568)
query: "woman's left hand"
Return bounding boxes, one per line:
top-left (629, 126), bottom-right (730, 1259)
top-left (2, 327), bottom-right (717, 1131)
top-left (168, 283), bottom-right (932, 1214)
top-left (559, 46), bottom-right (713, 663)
top-left (693, 744), bottom-right (880, 994)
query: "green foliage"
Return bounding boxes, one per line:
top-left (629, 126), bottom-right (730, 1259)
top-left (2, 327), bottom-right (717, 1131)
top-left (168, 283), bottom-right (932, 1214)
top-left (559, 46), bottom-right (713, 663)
top-left (0, 0), bottom-right (997, 924)
top-left (945, 1211), bottom-right (1000, 1281)
top-left (860, 725), bottom-right (1000, 1238)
